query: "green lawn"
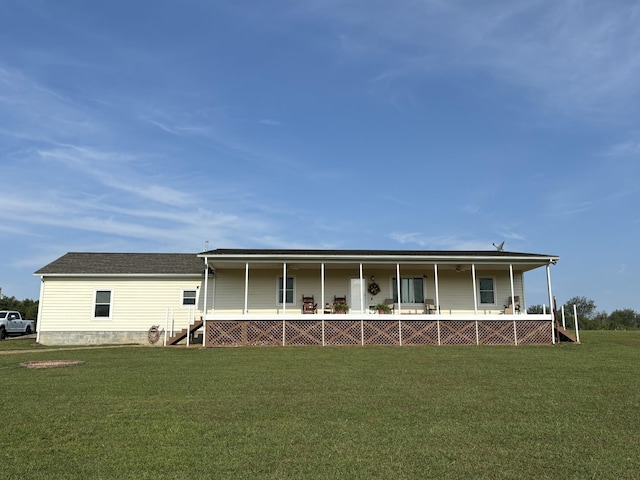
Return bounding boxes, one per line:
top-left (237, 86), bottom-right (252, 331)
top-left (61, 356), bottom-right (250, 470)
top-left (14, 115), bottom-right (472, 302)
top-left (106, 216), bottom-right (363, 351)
top-left (1, 332), bottom-right (639, 479)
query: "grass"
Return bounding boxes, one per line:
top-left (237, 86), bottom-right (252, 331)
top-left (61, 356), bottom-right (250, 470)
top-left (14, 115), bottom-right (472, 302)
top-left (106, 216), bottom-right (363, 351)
top-left (1, 332), bottom-right (639, 479)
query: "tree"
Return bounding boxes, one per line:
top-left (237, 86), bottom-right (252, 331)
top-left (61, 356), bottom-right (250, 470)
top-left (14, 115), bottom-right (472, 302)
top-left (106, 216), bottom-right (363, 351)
top-left (607, 309), bottom-right (640, 330)
top-left (0, 295), bottom-right (39, 323)
top-left (562, 296), bottom-right (597, 328)
top-left (527, 304), bottom-right (545, 314)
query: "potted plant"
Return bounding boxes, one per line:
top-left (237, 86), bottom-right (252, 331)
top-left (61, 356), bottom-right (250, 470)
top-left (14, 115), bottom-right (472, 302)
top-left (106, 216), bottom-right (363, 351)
top-left (333, 302), bottom-right (349, 314)
top-left (374, 303), bottom-right (391, 314)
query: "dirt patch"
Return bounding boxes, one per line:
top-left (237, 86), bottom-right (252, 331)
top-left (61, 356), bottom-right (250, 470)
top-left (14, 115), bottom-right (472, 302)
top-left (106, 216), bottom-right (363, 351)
top-left (20, 360), bottom-right (85, 369)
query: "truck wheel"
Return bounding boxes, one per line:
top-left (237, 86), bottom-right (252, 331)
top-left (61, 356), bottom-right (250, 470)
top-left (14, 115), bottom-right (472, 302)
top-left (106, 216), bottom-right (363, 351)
top-left (0, 328), bottom-right (6, 340)
top-left (25, 326), bottom-right (32, 335)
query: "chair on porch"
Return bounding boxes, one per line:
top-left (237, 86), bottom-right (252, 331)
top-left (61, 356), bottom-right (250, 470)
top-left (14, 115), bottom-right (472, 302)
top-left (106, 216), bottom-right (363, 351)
top-left (504, 296), bottom-right (520, 314)
top-left (302, 295), bottom-right (317, 314)
top-left (333, 295), bottom-right (348, 313)
top-left (382, 298), bottom-right (395, 313)
top-left (425, 299), bottom-right (437, 314)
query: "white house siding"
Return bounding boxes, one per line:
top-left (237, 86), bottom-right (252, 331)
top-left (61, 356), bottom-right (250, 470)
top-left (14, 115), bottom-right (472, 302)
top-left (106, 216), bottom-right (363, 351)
top-left (38, 276), bottom-right (204, 345)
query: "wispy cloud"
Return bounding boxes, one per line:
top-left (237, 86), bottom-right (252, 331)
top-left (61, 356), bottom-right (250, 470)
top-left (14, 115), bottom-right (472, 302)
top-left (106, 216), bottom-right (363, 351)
top-left (390, 232), bottom-right (495, 250)
top-left (259, 118), bottom-right (281, 126)
top-left (296, 0), bottom-right (640, 119)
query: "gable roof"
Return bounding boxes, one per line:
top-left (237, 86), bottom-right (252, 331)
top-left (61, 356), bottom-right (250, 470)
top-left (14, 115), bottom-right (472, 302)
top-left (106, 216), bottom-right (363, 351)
top-left (35, 253), bottom-right (204, 276)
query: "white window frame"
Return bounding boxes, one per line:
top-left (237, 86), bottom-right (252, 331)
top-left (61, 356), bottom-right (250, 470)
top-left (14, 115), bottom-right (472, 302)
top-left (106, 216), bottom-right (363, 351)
top-left (276, 275), bottom-right (296, 306)
top-left (391, 276), bottom-right (426, 304)
top-left (182, 289), bottom-right (198, 306)
top-left (93, 290), bottom-right (112, 320)
top-left (477, 277), bottom-right (497, 305)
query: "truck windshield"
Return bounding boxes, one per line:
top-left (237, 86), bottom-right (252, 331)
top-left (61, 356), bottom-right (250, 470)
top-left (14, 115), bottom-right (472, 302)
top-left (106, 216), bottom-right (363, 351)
top-left (0, 312), bottom-right (6, 319)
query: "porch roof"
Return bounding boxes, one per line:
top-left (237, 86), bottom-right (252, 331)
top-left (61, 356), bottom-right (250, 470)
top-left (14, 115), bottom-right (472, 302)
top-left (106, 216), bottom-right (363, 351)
top-left (199, 248), bottom-right (559, 272)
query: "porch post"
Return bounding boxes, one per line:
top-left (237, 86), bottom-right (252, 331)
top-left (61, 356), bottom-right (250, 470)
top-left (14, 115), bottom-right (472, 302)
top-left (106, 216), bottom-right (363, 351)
top-left (321, 263), bottom-right (325, 315)
top-left (434, 264), bottom-right (440, 313)
top-left (510, 264), bottom-right (518, 345)
top-left (282, 263), bottom-right (287, 315)
top-left (359, 263), bottom-right (364, 314)
top-left (472, 264), bottom-right (478, 315)
top-left (202, 260), bottom-right (209, 347)
top-left (321, 263), bottom-right (325, 346)
top-left (244, 262), bottom-right (249, 314)
top-left (546, 263), bottom-right (556, 345)
top-left (509, 264), bottom-right (516, 314)
top-left (282, 263), bottom-right (287, 346)
top-left (396, 264), bottom-right (402, 314)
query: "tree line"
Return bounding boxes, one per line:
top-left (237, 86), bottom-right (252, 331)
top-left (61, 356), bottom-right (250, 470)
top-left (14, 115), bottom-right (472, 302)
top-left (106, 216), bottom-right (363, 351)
top-left (527, 296), bottom-right (640, 330)
top-left (0, 296), bottom-right (39, 321)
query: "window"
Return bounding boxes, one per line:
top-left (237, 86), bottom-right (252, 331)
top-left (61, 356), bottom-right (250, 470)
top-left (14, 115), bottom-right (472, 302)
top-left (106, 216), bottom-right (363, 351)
top-left (392, 277), bottom-right (425, 303)
top-left (182, 290), bottom-right (197, 306)
top-left (478, 278), bottom-right (495, 304)
top-left (94, 290), bottom-right (111, 318)
top-left (277, 276), bottom-right (295, 305)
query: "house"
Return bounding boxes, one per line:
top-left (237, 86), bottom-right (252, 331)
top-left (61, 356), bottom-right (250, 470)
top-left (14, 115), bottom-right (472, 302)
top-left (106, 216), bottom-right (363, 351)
top-left (34, 248), bottom-right (561, 346)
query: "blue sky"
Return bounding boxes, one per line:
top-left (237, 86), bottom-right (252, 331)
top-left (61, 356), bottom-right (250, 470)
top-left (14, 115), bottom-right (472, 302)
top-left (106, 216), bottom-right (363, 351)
top-left (1, 0), bottom-right (639, 313)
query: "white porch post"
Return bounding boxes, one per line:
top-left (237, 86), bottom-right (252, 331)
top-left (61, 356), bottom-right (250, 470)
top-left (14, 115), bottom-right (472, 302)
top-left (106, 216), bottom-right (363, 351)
top-left (574, 304), bottom-right (580, 343)
top-left (244, 262), bottom-right (249, 314)
top-left (282, 263), bottom-right (287, 346)
top-left (321, 263), bottom-right (325, 315)
top-left (546, 263), bottom-right (556, 345)
top-left (434, 264), bottom-right (440, 314)
top-left (510, 263), bottom-right (518, 345)
top-left (509, 264), bottom-right (516, 314)
top-left (202, 260), bottom-right (209, 347)
top-left (472, 264), bottom-right (478, 315)
top-left (321, 263), bottom-right (325, 346)
top-left (359, 263), bottom-right (364, 313)
top-left (396, 264), bottom-right (402, 314)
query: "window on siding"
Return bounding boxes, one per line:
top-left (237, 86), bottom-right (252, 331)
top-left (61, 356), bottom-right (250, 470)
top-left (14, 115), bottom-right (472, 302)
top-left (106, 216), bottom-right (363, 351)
top-left (94, 290), bottom-right (111, 318)
top-left (392, 277), bottom-right (425, 303)
top-left (182, 290), bottom-right (197, 305)
top-left (277, 276), bottom-right (295, 305)
top-left (478, 278), bottom-right (496, 304)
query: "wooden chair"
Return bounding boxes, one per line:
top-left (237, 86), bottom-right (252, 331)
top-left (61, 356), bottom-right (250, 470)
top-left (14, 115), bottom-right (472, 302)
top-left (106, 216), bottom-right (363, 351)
top-left (302, 295), bottom-right (317, 314)
top-left (333, 295), bottom-right (348, 313)
top-left (425, 299), bottom-right (437, 314)
top-left (504, 296), bottom-right (520, 314)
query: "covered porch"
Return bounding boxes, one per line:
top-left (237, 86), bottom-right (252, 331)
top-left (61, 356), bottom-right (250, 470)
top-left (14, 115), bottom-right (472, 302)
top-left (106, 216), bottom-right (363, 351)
top-left (196, 249), bottom-right (559, 346)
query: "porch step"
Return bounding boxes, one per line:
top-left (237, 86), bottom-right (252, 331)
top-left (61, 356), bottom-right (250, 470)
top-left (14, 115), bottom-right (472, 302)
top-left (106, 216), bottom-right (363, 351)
top-left (167, 320), bottom-right (204, 346)
top-left (555, 325), bottom-right (579, 343)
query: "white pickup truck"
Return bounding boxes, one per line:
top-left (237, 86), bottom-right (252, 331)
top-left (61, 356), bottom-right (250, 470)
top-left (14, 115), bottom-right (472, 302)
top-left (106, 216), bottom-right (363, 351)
top-left (0, 310), bottom-right (36, 339)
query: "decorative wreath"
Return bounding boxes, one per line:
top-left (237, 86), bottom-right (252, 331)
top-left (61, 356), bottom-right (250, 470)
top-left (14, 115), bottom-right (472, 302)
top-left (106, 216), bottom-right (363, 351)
top-left (368, 282), bottom-right (381, 296)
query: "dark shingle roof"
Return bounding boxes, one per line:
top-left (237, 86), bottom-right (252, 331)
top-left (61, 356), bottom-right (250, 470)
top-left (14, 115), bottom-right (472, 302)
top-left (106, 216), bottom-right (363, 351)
top-left (201, 248), bottom-right (558, 259)
top-left (35, 253), bottom-right (204, 275)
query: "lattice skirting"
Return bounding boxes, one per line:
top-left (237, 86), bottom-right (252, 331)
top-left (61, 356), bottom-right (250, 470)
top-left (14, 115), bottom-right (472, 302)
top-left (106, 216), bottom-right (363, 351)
top-left (205, 320), bottom-right (552, 347)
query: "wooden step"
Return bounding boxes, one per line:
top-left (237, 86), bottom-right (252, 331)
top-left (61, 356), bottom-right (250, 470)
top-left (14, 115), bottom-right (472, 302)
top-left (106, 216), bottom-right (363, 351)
top-left (167, 320), bottom-right (204, 345)
top-left (555, 325), bottom-right (579, 343)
